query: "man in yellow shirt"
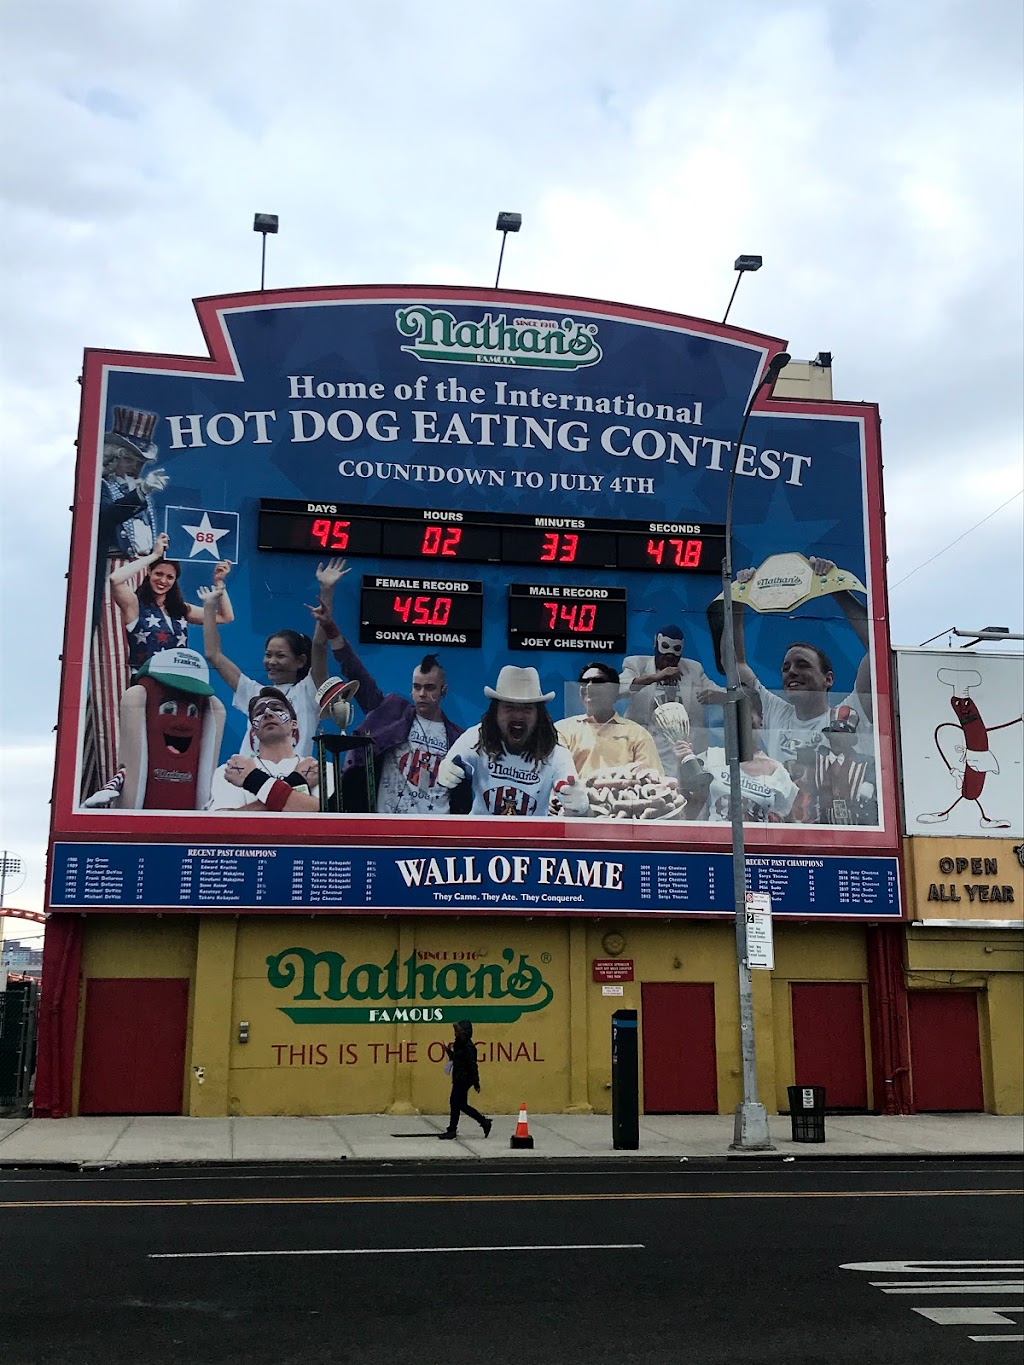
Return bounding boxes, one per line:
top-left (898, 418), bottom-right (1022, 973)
top-left (556, 662), bottom-right (664, 778)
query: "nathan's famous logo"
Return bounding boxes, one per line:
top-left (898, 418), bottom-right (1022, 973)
top-left (266, 946), bottom-right (554, 1024)
top-left (395, 306), bottom-right (602, 371)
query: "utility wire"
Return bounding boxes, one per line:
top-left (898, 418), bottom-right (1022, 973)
top-left (889, 488), bottom-right (1023, 591)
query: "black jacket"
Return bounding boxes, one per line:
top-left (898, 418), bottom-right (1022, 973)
top-left (445, 1019), bottom-right (480, 1088)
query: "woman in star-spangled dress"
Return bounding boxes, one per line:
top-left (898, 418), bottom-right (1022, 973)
top-left (109, 531), bottom-right (234, 679)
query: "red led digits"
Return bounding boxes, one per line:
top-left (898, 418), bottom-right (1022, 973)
top-left (417, 596), bottom-right (451, 626)
top-left (541, 601), bottom-right (597, 633)
top-left (392, 595), bottom-right (452, 626)
top-left (539, 532), bottom-right (579, 563)
top-left (311, 518), bottom-right (350, 550)
top-left (645, 536), bottom-right (703, 568)
top-left (421, 525), bottom-right (462, 557)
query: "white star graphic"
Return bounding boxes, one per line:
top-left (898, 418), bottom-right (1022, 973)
top-left (181, 512), bottom-right (231, 559)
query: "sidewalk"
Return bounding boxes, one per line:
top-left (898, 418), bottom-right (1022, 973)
top-left (0, 1112), bottom-right (1021, 1167)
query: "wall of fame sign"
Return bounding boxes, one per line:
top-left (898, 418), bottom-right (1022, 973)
top-left (52, 285), bottom-right (897, 858)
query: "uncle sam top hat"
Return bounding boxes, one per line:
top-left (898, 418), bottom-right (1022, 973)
top-left (105, 405), bottom-right (159, 462)
top-left (136, 648), bottom-right (214, 696)
top-left (484, 665), bottom-right (555, 704)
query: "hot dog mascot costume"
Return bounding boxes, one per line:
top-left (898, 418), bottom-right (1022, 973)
top-left (116, 648), bottom-right (225, 810)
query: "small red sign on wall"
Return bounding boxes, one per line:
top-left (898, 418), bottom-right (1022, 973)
top-left (593, 959), bottom-right (634, 983)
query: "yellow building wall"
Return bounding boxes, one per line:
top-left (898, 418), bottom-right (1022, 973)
top-left (71, 913), bottom-right (881, 1117)
top-left (580, 920), bottom-right (778, 1115)
top-left (227, 916), bottom-right (571, 1117)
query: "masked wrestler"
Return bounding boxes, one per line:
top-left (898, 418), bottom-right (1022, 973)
top-left (621, 623), bottom-right (713, 764)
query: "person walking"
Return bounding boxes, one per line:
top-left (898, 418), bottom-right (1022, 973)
top-left (439, 1020), bottom-right (492, 1140)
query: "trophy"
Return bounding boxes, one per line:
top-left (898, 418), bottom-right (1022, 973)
top-left (313, 677), bottom-right (376, 813)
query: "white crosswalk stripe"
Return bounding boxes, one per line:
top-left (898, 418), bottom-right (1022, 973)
top-left (842, 1259), bottom-right (1024, 1347)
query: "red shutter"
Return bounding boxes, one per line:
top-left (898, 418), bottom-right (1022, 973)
top-left (79, 978), bottom-right (189, 1115)
top-left (791, 982), bottom-right (869, 1110)
top-left (641, 982), bottom-right (718, 1113)
top-left (908, 992), bottom-right (984, 1112)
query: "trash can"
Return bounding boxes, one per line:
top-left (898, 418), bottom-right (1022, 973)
top-left (787, 1085), bottom-right (826, 1143)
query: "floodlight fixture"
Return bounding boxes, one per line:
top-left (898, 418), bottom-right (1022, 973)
top-left (253, 212), bottom-right (279, 290)
top-left (0, 852), bottom-right (24, 907)
top-left (494, 211), bottom-right (523, 288)
top-left (723, 255), bottom-right (763, 324)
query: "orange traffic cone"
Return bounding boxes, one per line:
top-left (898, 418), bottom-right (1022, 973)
top-left (510, 1101), bottom-right (534, 1149)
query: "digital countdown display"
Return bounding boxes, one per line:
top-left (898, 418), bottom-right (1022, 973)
top-left (507, 583), bottom-right (628, 653)
top-left (258, 499), bottom-right (725, 574)
top-left (359, 576), bottom-right (483, 647)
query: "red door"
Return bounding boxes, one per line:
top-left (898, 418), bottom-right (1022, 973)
top-left (908, 992), bottom-right (985, 1112)
top-left (791, 983), bottom-right (868, 1110)
top-left (78, 978), bottom-right (189, 1115)
top-left (641, 983), bottom-right (718, 1113)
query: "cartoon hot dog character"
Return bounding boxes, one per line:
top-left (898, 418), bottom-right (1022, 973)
top-left (116, 648), bottom-right (225, 810)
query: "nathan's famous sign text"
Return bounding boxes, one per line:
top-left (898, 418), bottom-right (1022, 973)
top-left (267, 945), bottom-right (554, 1024)
top-left (396, 307), bottom-right (603, 370)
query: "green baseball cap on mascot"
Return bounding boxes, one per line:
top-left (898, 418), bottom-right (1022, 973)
top-left (136, 648), bottom-right (215, 695)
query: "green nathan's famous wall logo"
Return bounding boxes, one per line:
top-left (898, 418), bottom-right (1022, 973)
top-left (395, 306), bottom-right (602, 371)
top-left (266, 947), bottom-right (554, 1024)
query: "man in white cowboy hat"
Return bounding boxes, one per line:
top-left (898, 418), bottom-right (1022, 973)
top-left (437, 666), bottom-right (588, 817)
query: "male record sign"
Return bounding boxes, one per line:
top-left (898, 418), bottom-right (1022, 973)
top-left (508, 583), bottom-right (627, 653)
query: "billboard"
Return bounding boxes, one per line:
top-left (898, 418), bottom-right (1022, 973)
top-left (895, 649), bottom-right (1023, 837)
top-left (50, 285), bottom-right (899, 904)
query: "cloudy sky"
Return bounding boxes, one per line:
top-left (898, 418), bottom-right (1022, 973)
top-left (2, 0), bottom-right (1021, 932)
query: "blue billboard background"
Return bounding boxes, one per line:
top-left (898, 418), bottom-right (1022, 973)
top-left (76, 291), bottom-right (880, 825)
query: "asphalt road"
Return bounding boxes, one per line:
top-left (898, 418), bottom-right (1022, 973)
top-left (0, 1160), bottom-right (1021, 1364)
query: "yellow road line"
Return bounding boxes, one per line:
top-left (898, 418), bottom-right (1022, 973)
top-left (0, 1188), bottom-right (1020, 1211)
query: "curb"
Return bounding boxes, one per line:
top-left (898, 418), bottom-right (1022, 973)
top-left (1, 1151), bottom-right (1021, 1173)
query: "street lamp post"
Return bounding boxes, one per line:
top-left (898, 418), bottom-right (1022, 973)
top-left (722, 350), bottom-right (790, 1151)
top-left (494, 211), bottom-right (522, 288)
top-left (722, 255), bottom-right (763, 325)
top-left (253, 213), bottom-right (279, 291)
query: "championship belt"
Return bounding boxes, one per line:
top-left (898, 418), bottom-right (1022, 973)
top-left (712, 553), bottom-right (866, 614)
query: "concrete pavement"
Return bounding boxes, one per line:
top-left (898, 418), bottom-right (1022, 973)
top-left (0, 1111), bottom-right (1020, 1166)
